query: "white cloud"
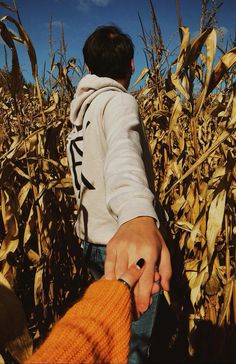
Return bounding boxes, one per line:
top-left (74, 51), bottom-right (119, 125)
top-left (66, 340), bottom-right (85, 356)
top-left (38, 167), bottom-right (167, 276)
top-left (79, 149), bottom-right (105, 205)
top-left (76, 0), bottom-right (112, 12)
top-left (76, 0), bottom-right (90, 12)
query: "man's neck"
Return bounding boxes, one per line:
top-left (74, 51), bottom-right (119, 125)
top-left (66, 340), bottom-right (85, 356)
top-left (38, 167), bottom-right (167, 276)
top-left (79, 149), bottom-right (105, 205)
top-left (115, 72), bottom-right (132, 90)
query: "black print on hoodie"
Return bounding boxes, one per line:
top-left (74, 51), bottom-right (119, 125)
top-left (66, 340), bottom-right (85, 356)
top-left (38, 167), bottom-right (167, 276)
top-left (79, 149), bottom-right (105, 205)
top-left (68, 124), bottom-right (95, 201)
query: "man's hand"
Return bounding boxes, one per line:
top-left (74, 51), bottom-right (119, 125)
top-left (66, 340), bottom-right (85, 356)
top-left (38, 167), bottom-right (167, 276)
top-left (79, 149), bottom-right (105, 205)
top-left (104, 216), bottom-right (172, 316)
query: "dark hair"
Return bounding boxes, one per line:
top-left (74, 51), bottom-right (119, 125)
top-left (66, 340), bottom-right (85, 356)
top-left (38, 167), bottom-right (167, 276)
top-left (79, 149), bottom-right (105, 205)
top-left (83, 25), bottom-right (134, 79)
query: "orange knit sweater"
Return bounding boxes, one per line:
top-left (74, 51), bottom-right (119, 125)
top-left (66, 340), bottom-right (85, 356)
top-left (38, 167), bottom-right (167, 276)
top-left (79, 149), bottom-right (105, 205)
top-left (26, 280), bottom-right (131, 364)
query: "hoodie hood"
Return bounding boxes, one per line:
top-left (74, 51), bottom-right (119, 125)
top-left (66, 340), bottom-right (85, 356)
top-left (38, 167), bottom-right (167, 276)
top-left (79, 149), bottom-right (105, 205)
top-left (70, 74), bottom-right (127, 127)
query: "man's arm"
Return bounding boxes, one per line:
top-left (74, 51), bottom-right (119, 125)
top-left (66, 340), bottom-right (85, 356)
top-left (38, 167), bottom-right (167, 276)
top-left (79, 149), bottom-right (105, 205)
top-left (103, 93), bottom-right (172, 315)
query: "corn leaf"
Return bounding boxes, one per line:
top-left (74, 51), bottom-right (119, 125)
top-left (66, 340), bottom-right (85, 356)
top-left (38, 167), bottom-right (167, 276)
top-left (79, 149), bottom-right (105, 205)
top-left (206, 188), bottom-right (226, 262)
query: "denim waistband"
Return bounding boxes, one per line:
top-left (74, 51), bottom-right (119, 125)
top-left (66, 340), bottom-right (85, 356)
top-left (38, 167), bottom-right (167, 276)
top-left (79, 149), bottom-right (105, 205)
top-left (81, 241), bottom-right (106, 249)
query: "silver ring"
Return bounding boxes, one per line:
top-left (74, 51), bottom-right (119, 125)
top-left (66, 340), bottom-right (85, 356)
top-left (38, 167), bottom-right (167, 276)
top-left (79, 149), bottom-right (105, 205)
top-left (118, 278), bottom-right (131, 290)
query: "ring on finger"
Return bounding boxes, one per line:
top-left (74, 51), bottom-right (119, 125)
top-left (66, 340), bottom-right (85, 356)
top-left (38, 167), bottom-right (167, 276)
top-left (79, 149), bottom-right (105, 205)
top-left (118, 278), bottom-right (131, 290)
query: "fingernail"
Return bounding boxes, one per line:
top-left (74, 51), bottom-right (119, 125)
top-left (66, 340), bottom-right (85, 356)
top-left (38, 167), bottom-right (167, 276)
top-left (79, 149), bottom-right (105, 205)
top-left (136, 258), bottom-right (145, 269)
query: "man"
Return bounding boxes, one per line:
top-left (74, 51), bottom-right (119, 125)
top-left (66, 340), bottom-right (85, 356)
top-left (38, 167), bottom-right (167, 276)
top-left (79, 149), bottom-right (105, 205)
top-left (67, 25), bottom-right (172, 364)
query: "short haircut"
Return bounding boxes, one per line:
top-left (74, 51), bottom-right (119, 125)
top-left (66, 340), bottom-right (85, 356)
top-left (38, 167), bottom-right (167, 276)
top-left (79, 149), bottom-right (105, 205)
top-left (83, 25), bottom-right (134, 79)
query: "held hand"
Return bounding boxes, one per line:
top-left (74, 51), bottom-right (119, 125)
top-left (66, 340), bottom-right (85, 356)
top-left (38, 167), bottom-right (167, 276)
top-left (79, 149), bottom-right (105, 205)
top-left (104, 216), bottom-right (172, 316)
top-left (117, 258), bottom-right (146, 289)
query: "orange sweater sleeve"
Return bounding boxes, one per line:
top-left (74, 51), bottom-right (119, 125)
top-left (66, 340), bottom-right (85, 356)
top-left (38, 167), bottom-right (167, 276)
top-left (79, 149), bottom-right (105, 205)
top-left (25, 280), bottom-right (131, 364)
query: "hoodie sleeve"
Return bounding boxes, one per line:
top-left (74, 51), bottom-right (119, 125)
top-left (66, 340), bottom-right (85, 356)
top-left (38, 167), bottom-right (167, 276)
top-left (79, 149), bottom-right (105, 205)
top-left (103, 92), bottom-right (158, 226)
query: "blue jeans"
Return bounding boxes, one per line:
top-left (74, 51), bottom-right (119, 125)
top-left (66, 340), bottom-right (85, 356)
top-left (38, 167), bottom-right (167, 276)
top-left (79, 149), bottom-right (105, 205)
top-left (82, 241), bottom-right (161, 364)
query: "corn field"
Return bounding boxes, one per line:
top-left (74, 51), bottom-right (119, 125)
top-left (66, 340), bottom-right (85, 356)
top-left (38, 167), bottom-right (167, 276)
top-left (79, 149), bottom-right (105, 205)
top-left (0, 1), bottom-right (236, 363)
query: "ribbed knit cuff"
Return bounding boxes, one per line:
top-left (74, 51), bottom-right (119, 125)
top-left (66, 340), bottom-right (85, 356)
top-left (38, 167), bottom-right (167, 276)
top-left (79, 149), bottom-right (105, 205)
top-left (117, 197), bottom-right (160, 227)
top-left (83, 279), bottom-right (131, 305)
top-left (25, 280), bottom-right (131, 364)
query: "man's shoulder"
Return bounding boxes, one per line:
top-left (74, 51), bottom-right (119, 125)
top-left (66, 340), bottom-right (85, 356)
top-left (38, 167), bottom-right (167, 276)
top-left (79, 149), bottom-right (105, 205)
top-left (105, 90), bottom-right (138, 109)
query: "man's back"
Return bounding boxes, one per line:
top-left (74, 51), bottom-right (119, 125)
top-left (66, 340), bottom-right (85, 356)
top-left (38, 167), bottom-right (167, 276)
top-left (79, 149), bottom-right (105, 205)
top-left (67, 74), bottom-right (157, 244)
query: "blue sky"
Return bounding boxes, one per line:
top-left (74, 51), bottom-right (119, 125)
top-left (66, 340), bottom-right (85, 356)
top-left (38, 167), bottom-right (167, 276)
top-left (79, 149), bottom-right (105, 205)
top-left (0, 0), bottom-right (235, 87)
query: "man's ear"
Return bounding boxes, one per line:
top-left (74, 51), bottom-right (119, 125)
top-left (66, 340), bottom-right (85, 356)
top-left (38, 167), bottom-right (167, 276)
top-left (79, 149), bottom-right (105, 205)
top-left (85, 64), bottom-right (91, 74)
top-left (131, 59), bottom-right (135, 74)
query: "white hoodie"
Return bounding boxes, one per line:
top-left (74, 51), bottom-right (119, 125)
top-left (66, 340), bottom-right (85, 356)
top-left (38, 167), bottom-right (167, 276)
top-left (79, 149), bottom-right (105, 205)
top-left (67, 74), bottom-right (159, 244)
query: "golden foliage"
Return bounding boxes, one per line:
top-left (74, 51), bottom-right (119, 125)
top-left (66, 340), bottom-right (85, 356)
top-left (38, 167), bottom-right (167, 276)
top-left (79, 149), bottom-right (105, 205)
top-left (137, 23), bottom-right (236, 341)
top-left (0, 9), bottom-right (89, 362)
top-left (0, 2), bottom-right (235, 362)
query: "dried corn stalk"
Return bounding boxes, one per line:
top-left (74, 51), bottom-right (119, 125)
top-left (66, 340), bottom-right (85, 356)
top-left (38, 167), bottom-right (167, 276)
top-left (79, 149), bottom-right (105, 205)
top-left (137, 23), bottom-right (236, 351)
top-left (0, 2), bottom-right (235, 362)
top-left (0, 8), bottom-right (89, 362)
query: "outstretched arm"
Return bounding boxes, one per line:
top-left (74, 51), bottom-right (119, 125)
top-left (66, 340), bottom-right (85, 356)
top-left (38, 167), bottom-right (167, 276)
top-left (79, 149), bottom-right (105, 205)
top-left (103, 93), bottom-right (172, 315)
top-left (26, 261), bottom-right (145, 364)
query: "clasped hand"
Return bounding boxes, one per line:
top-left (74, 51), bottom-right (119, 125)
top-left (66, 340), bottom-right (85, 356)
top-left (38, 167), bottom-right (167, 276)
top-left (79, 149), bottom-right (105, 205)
top-left (104, 216), bottom-right (172, 317)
